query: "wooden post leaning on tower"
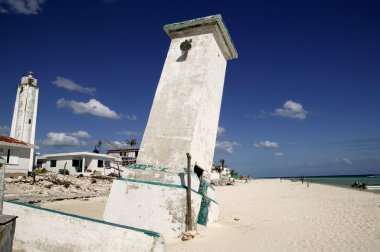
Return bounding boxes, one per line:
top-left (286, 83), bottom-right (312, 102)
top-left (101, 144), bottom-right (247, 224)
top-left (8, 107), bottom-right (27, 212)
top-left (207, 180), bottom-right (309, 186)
top-left (186, 153), bottom-right (192, 231)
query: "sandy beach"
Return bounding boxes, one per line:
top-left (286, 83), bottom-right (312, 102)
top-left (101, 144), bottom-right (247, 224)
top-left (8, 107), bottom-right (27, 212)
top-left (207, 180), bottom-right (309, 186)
top-left (40, 179), bottom-right (380, 251)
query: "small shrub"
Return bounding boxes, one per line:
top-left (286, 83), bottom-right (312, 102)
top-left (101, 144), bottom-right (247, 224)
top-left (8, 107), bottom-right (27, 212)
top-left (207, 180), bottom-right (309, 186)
top-left (36, 167), bottom-right (47, 174)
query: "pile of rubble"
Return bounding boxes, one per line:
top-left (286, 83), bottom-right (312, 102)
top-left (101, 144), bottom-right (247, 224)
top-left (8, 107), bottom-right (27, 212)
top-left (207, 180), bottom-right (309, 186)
top-left (211, 175), bottom-right (251, 186)
top-left (4, 172), bottom-right (114, 203)
top-left (210, 174), bottom-right (235, 186)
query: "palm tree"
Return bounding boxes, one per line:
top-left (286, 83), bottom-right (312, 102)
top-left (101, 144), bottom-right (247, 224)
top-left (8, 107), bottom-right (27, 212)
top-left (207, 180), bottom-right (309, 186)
top-left (219, 159), bottom-right (225, 171)
top-left (93, 140), bottom-right (102, 153)
top-left (125, 139), bottom-right (137, 149)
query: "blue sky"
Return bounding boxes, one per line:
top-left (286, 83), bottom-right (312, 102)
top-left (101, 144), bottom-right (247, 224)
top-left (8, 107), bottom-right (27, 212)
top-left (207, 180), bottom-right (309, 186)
top-left (1, 0), bottom-right (379, 177)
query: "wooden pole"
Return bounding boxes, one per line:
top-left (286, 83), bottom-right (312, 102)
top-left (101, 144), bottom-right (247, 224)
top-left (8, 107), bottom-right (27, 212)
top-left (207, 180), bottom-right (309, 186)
top-left (186, 153), bottom-right (192, 231)
top-left (0, 160), bottom-right (5, 214)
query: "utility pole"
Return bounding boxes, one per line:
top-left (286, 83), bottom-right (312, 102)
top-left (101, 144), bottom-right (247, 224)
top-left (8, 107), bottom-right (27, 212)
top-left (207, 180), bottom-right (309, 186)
top-left (186, 153), bottom-right (192, 231)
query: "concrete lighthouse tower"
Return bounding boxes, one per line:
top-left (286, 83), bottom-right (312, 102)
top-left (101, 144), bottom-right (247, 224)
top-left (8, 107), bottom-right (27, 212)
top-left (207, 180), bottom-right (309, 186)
top-left (10, 71), bottom-right (39, 171)
top-left (104, 15), bottom-right (237, 237)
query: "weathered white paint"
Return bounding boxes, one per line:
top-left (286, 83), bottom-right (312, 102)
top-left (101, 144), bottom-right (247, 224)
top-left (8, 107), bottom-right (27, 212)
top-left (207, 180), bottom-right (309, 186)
top-left (10, 72), bottom-right (39, 172)
top-left (104, 179), bottom-right (202, 236)
top-left (105, 15), bottom-right (236, 236)
top-left (137, 15), bottom-right (237, 174)
top-left (38, 152), bottom-right (116, 175)
top-left (3, 201), bottom-right (165, 252)
top-left (123, 167), bottom-right (200, 190)
top-left (205, 184), bottom-right (217, 202)
top-left (0, 145), bottom-right (32, 175)
top-left (206, 200), bottom-right (220, 224)
top-left (0, 215), bottom-right (17, 252)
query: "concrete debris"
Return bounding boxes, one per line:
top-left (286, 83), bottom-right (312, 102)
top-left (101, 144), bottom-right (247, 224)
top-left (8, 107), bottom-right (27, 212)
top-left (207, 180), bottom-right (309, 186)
top-left (211, 178), bottom-right (234, 186)
top-left (42, 181), bottom-right (54, 189)
top-left (5, 171), bottom-right (113, 203)
top-left (91, 175), bottom-right (113, 181)
top-left (181, 231), bottom-right (197, 241)
top-left (211, 177), bottom-right (252, 186)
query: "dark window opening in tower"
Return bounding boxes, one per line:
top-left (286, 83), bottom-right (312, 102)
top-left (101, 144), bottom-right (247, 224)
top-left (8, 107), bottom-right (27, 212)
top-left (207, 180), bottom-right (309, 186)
top-left (7, 149), bottom-right (10, 164)
top-left (194, 164), bottom-right (204, 179)
top-left (20, 87), bottom-right (24, 93)
top-left (28, 119), bottom-right (31, 124)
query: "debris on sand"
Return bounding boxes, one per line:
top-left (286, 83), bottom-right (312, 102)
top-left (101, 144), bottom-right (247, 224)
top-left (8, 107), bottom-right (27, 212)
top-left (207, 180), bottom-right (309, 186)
top-left (5, 171), bottom-right (113, 203)
top-left (181, 231), bottom-right (197, 241)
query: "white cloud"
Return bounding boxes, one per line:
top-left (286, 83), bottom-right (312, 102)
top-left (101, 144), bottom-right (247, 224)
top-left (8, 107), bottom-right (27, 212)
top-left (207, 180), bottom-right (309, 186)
top-left (71, 130), bottom-right (91, 138)
top-left (273, 100), bottom-right (308, 120)
top-left (0, 125), bottom-right (10, 136)
top-left (274, 152), bottom-right (285, 157)
top-left (117, 130), bottom-right (139, 137)
top-left (253, 110), bottom-right (268, 119)
top-left (40, 132), bottom-right (84, 147)
top-left (343, 158), bottom-right (353, 165)
top-left (0, 0), bottom-right (46, 15)
top-left (217, 127), bottom-right (226, 137)
top-left (122, 114), bottom-right (137, 121)
top-left (52, 76), bottom-right (96, 95)
top-left (254, 140), bottom-right (279, 148)
top-left (0, 5), bottom-right (8, 13)
top-left (332, 158), bottom-right (353, 165)
top-left (57, 98), bottom-right (121, 119)
top-left (215, 141), bottom-right (241, 154)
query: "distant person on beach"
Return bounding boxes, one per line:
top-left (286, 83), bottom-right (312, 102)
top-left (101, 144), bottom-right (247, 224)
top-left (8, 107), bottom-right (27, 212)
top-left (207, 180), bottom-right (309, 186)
top-left (301, 176), bottom-right (304, 184)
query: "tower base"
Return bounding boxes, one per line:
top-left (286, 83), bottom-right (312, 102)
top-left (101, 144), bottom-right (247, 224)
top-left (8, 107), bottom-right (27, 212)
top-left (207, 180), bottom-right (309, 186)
top-left (103, 166), bottom-right (219, 236)
top-left (103, 178), bottom-right (202, 236)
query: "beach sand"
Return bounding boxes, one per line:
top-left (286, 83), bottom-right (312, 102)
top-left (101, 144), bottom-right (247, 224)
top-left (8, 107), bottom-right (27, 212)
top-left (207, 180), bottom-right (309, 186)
top-left (40, 179), bottom-right (380, 251)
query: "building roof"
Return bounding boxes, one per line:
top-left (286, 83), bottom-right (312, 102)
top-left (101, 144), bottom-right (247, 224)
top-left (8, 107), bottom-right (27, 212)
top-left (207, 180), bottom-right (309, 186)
top-left (107, 148), bottom-right (139, 152)
top-left (0, 136), bottom-right (33, 149)
top-left (38, 152), bottom-right (116, 160)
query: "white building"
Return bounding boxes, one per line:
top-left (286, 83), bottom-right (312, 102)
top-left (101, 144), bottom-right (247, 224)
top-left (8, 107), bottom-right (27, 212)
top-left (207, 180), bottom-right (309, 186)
top-left (210, 172), bottom-right (220, 180)
top-left (0, 136), bottom-right (35, 176)
top-left (9, 72), bottom-right (39, 172)
top-left (210, 165), bottom-right (231, 180)
top-left (37, 152), bottom-right (117, 175)
top-left (221, 167), bottom-right (231, 176)
top-left (107, 148), bottom-right (139, 166)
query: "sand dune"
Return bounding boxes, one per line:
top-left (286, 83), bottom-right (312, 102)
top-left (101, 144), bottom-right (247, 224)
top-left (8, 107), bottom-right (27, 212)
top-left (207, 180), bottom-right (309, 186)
top-left (41, 179), bottom-right (380, 252)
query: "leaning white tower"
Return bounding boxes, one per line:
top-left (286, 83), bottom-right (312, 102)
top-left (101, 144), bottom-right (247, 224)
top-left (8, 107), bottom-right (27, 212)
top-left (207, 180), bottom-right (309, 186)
top-left (10, 71), bottom-right (39, 171)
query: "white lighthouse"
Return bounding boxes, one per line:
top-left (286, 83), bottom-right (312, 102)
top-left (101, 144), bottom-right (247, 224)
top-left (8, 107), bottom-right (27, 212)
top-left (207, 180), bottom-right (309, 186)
top-left (104, 15), bottom-right (237, 236)
top-left (10, 71), bottom-right (39, 171)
